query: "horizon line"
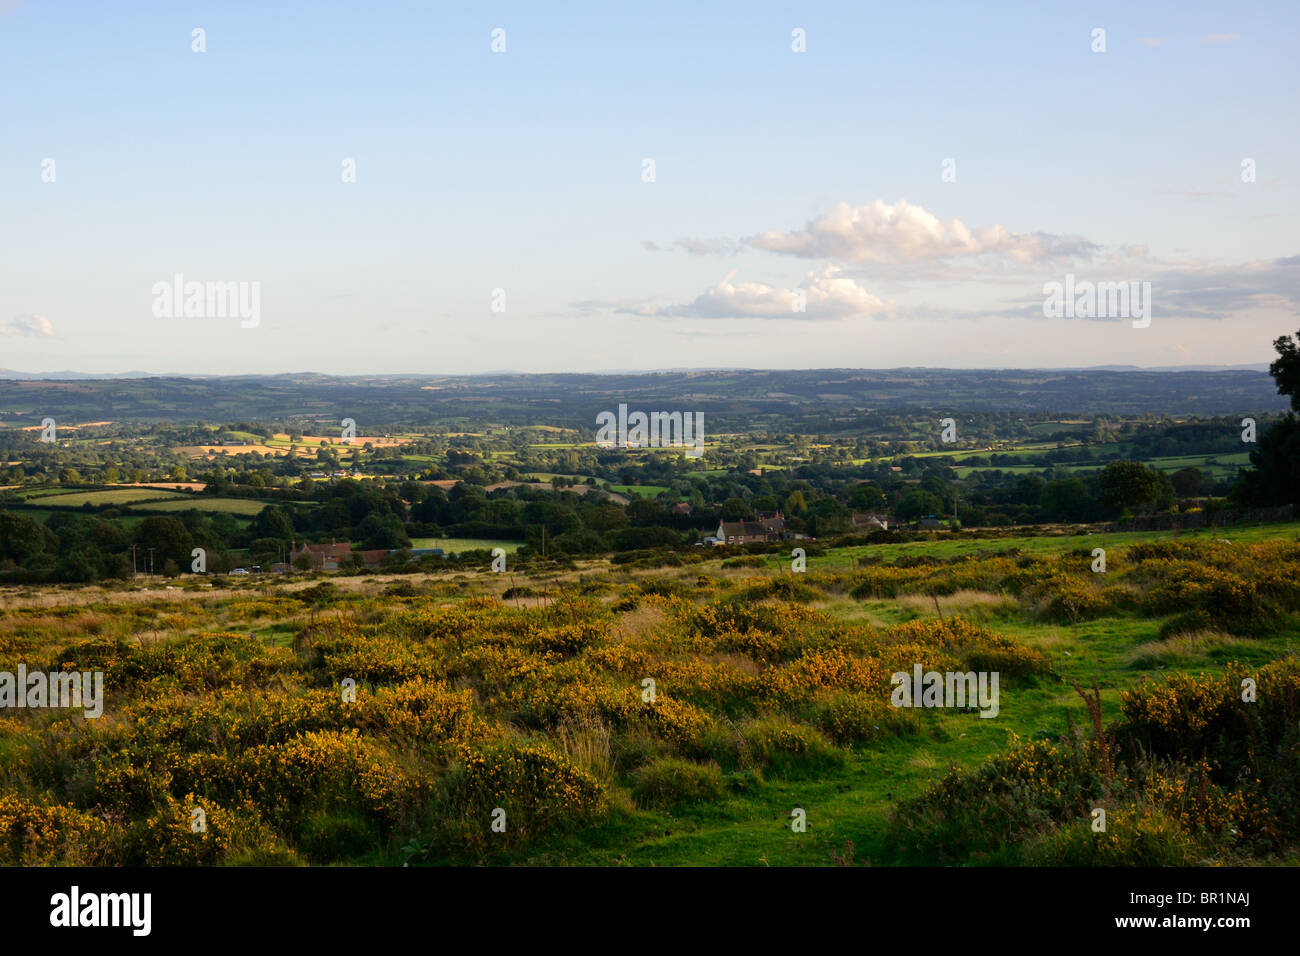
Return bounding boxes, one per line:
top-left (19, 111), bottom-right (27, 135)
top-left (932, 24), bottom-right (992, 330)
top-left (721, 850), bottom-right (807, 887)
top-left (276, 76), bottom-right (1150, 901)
top-left (0, 363), bottom-right (1274, 381)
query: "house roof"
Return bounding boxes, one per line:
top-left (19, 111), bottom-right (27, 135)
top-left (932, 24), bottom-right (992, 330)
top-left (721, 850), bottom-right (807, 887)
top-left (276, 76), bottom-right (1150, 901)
top-left (719, 519), bottom-right (777, 538)
top-left (293, 539), bottom-right (354, 560)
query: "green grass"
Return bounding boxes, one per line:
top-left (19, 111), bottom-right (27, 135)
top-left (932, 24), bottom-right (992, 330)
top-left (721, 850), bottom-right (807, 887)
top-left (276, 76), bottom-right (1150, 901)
top-left (23, 488), bottom-right (189, 507)
top-left (482, 559), bottom-right (1300, 865)
top-left (3, 517), bottom-right (1297, 867)
top-left (1027, 421), bottom-right (1091, 434)
top-left (407, 537), bottom-right (522, 553)
top-left (606, 484), bottom-right (669, 497)
top-left (805, 519), bottom-right (1300, 570)
top-left (952, 450), bottom-right (1252, 479)
top-left (132, 497), bottom-right (275, 515)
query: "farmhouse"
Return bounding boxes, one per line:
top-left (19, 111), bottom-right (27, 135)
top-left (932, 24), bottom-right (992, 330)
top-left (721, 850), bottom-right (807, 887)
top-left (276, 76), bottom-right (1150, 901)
top-left (715, 510), bottom-right (786, 545)
top-left (289, 540), bottom-right (389, 570)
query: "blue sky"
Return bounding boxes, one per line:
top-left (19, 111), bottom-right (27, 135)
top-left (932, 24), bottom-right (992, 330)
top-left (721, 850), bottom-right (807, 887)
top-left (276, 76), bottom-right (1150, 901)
top-left (2, 0), bottom-right (1297, 374)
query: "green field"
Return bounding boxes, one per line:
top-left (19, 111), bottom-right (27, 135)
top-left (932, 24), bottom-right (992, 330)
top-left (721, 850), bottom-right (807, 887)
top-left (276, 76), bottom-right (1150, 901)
top-left (132, 497), bottom-right (274, 516)
top-left (606, 484), bottom-right (669, 497)
top-left (408, 537), bottom-right (522, 553)
top-left (20, 488), bottom-right (188, 507)
top-left (952, 451), bottom-right (1252, 479)
top-left (807, 519), bottom-right (1300, 570)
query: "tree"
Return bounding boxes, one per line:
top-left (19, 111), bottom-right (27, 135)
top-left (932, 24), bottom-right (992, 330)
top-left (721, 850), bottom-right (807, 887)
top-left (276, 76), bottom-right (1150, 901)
top-left (1269, 328), bottom-right (1300, 411)
top-left (1234, 330), bottom-right (1300, 507)
top-left (0, 512), bottom-right (53, 565)
top-left (1170, 467), bottom-right (1202, 499)
top-left (612, 526), bottom-right (682, 551)
top-left (720, 498), bottom-right (749, 521)
top-left (356, 513), bottom-right (410, 550)
top-left (1235, 417), bottom-right (1300, 507)
top-left (249, 537), bottom-right (287, 566)
top-left (55, 548), bottom-right (99, 583)
top-left (848, 483), bottom-right (886, 511)
top-left (1096, 461), bottom-right (1165, 516)
top-left (1039, 477), bottom-right (1094, 523)
top-left (252, 505), bottom-right (295, 541)
top-left (896, 489), bottom-right (943, 521)
top-left (553, 528), bottom-right (607, 555)
top-left (135, 516), bottom-right (194, 569)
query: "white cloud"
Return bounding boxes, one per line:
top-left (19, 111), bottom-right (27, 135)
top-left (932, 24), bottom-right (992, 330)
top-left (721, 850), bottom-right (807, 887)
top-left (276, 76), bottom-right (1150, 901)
top-left (1, 313), bottom-right (57, 337)
top-left (745, 199), bottom-right (1095, 265)
top-left (642, 237), bottom-right (737, 255)
top-left (623, 266), bottom-right (886, 321)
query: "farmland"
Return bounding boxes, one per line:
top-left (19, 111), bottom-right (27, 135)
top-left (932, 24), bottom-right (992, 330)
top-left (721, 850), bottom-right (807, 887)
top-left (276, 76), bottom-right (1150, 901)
top-left (132, 497), bottom-right (277, 516)
top-left (407, 538), bottom-right (522, 554)
top-left (0, 361), bottom-right (1297, 867)
top-left (21, 488), bottom-right (191, 508)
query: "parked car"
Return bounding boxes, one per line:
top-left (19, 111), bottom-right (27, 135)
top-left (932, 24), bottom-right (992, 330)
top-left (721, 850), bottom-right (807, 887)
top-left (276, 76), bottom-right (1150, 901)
top-left (231, 568), bottom-right (250, 575)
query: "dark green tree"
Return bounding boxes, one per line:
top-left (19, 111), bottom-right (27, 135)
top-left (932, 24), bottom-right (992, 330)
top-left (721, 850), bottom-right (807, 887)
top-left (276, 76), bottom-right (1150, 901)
top-left (1269, 328), bottom-right (1300, 411)
top-left (1235, 329), bottom-right (1300, 506)
top-left (1096, 461), bottom-right (1166, 516)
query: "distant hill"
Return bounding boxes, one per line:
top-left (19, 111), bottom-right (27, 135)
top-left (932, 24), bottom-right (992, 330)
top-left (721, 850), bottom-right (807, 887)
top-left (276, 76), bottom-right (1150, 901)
top-left (0, 364), bottom-right (1272, 379)
top-left (1070, 364), bottom-right (1270, 372)
top-left (0, 369), bottom-right (161, 380)
top-left (0, 368), bottom-right (1286, 429)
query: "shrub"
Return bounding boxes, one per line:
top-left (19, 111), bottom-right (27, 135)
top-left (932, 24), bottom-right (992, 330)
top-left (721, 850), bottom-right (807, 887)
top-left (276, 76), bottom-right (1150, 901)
top-left (438, 741), bottom-right (606, 850)
top-left (739, 717), bottom-right (843, 777)
top-left (0, 795), bottom-right (112, 866)
top-left (630, 757), bottom-right (725, 809)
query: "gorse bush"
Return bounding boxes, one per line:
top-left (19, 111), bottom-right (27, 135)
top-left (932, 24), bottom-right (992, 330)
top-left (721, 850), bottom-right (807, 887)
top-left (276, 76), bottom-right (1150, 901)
top-left (887, 658), bottom-right (1300, 864)
top-left (843, 541), bottom-right (1299, 638)
top-left (1, 534), bottom-right (1295, 865)
top-left (0, 583), bottom-right (1048, 864)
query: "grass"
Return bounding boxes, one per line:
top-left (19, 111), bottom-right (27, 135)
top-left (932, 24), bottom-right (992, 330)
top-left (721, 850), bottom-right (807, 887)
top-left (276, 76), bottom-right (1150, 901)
top-left (606, 484), bottom-right (669, 497)
top-left (20, 488), bottom-right (189, 507)
top-left (132, 497), bottom-right (275, 516)
top-left (951, 450), bottom-right (1252, 479)
top-left (809, 519), bottom-right (1300, 570)
top-left (1, 518), bottom-right (1296, 867)
top-left (407, 537), bottom-right (522, 553)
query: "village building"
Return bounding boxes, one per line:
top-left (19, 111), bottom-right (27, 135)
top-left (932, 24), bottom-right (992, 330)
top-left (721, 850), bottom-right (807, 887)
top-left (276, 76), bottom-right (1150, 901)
top-left (289, 540), bottom-right (389, 570)
top-left (714, 510), bottom-right (786, 545)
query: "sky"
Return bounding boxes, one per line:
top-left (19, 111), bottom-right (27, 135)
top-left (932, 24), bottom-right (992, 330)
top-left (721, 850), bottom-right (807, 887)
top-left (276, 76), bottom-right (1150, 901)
top-left (1, 0), bottom-right (1297, 375)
